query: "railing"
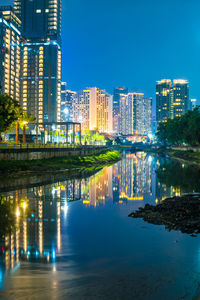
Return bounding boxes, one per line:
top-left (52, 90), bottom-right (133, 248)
top-left (0, 143), bottom-right (107, 150)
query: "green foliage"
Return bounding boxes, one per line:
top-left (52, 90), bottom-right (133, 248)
top-left (0, 196), bottom-right (15, 239)
top-left (0, 94), bottom-right (35, 139)
top-left (0, 150), bottom-right (121, 173)
top-left (0, 94), bottom-right (21, 134)
top-left (83, 131), bottom-right (106, 144)
top-left (157, 107), bottom-right (200, 146)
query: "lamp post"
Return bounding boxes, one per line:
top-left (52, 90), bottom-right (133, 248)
top-left (23, 121), bottom-right (27, 144)
top-left (16, 121), bottom-right (19, 143)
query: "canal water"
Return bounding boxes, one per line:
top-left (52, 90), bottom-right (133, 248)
top-left (0, 153), bottom-right (200, 300)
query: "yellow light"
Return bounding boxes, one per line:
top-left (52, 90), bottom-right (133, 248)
top-left (16, 208), bottom-right (20, 217)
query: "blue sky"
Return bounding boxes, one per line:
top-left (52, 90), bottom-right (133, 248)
top-left (4, 0), bottom-right (200, 105)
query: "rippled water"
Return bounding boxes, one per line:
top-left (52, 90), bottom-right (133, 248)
top-left (0, 153), bottom-right (200, 300)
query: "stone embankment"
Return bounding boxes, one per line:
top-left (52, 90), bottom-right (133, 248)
top-left (0, 145), bottom-right (107, 161)
top-left (129, 194), bottom-right (200, 236)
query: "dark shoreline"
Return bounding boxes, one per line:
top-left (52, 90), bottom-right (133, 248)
top-left (129, 194), bottom-right (200, 236)
top-left (0, 150), bottom-right (121, 192)
top-left (148, 146), bottom-right (200, 168)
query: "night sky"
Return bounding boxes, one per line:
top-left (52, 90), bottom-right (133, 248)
top-left (4, 0), bottom-right (200, 105)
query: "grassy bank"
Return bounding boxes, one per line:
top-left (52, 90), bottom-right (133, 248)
top-left (0, 150), bottom-right (121, 175)
top-left (148, 146), bottom-right (200, 167)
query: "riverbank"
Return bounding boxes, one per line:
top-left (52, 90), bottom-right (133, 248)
top-left (129, 194), bottom-right (200, 236)
top-left (0, 150), bottom-right (120, 175)
top-left (149, 146), bottom-right (200, 168)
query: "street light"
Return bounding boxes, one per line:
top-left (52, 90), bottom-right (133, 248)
top-left (23, 121), bottom-right (28, 144)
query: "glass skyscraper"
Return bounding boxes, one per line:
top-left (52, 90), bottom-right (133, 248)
top-left (14, 0), bottom-right (62, 124)
top-left (0, 6), bottom-right (21, 101)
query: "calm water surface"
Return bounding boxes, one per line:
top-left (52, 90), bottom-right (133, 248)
top-left (0, 153), bottom-right (200, 300)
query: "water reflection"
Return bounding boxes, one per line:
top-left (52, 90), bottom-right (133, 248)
top-left (0, 152), bottom-right (200, 298)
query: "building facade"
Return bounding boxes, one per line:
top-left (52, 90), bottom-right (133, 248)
top-left (0, 6), bottom-right (21, 102)
top-left (14, 0), bottom-right (62, 124)
top-left (156, 79), bottom-right (172, 124)
top-left (113, 87), bottom-right (128, 133)
top-left (119, 93), bottom-right (152, 136)
top-left (61, 82), bottom-right (76, 122)
top-left (73, 87), bottom-right (113, 133)
top-left (14, 0), bottom-right (61, 42)
top-left (156, 79), bottom-right (189, 123)
top-left (172, 79), bottom-right (189, 118)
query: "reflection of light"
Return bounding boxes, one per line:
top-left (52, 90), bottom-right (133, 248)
top-left (16, 208), bottom-right (20, 217)
top-left (148, 156), bottom-right (153, 163)
top-left (23, 221), bottom-right (27, 253)
top-left (148, 133), bottom-right (153, 140)
top-left (52, 250), bottom-right (56, 261)
top-left (63, 203), bottom-right (68, 217)
top-left (64, 108), bottom-right (69, 115)
top-left (53, 265), bottom-right (56, 273)
top-left (23, 202), bottom-right (27, 210)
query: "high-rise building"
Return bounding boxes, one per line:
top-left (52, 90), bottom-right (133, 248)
top-left (136, 97), bottom-right (152, 136)
top-left (72, 89), bottom-right (91, 131)
top-left (113, 87), bottom-right (128, 133)
top-left (119, 93), bottom-right (152, 136)
top-left (0, 6), bottom-right (21, 101)
top-left (61, 82), bottom-right (76, 122)
top-left (190, 99), bottom-right (197, 111)
top-left (14, 0), bottom-right (62, 124)
top-left (119, 94), bottom-right (134, 135)
top-left (172, 79), bottom-right (189, 118)
top-left (156, 79), bottom-right (189, 123)
top-left (14, 0), bottom-right (61, 42)
top-left (73, 87), bottom-right (113, 133)
top-left (96, 90), bottom-right (113, 133)
top-left (156, 79), bottom-right (172, 123)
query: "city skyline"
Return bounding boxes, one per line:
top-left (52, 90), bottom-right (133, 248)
top-left (3, 0), bottom-right (200, 106)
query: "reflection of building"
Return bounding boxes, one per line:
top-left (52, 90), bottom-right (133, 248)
top-left (113, 153), bottom-right (152, 203)
top-left (82, 167), bottom-right (113, 206)
top-left (73, 87), bottom-right (113, 133)
top-left (0, 6), bottom-right (21, 101)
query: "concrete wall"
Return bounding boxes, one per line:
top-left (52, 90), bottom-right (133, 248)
top-left (0, 146), bottom-right (107, 161)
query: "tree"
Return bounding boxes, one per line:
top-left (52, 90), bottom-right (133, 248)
top-left (156, 107), bottom-right (200, 146)
top-left (0, 94), bottom-right (21, 141)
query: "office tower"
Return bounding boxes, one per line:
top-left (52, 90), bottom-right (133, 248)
top-left (96, 90), bottom-right (113, 133)
top-left (113, 87), bottom-right (128, 133)
top-left (0, 6), bottom-right (21, 101)
top-left (119, 94), bottom-right (133, 135)
top-left (73, 87), bottom-right (113, 133)
top-left (72, 89), bottom-right (91, 131)
top-left (119, 92), bottom-right (152, 136)
top-left (136, 97), bottom-right (152, 136)
top-left (156, 79), bottom-right (172, 123)
top-left (14, 0), bottom-right (61, 42)
top-left (172, 79), bottom-right (189, 118)
top-left (190, 99), bottom-right (197, 110)
top-left (61, 82), bottom-right (76, 122)
top-left (14, 0), bottom-right (62, 124)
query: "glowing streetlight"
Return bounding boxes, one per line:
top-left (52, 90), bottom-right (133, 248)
top-left (23, 121), bottom-right (28, 144)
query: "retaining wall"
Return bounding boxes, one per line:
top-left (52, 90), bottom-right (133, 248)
top-left (0, 146), bottom-right (107, 161)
